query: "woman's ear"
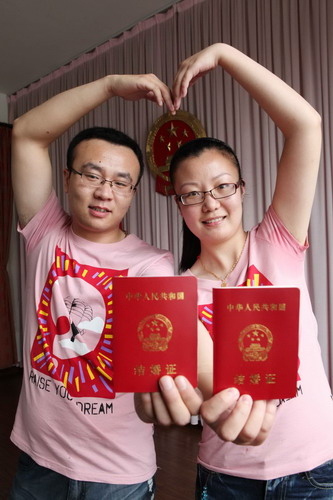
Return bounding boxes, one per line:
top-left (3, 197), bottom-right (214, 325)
top-left (174, 195), bottom-right (182, 213)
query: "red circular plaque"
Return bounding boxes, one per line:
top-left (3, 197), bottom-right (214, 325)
top-left (146, 110), bottom-right (206, 196)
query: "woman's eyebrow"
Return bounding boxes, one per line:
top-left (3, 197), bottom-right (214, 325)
top-left (178, 172), bottom-right (233, 190)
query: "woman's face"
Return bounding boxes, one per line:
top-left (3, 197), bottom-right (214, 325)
top-left (173, 148), bottom-right (245, 246)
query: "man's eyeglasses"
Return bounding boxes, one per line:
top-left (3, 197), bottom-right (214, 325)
top-left (175, 180), bottom-right (244, 206)
top-left (69, 167), bottom-right (136, 195)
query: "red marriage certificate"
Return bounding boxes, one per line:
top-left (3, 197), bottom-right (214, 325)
top-left (112, 276), bottom-right (198, 393)
top-left (213, 286), bottom-right (300, 399)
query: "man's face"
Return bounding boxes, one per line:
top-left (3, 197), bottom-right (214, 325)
top-left (64, 139), bottom-right (140, 243)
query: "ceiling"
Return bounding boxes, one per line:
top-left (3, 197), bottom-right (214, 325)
top-left (0, 0), bottom-right (180, 95)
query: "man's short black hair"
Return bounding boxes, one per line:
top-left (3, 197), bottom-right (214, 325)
top-left (66, 126), bottom-right (144, 186)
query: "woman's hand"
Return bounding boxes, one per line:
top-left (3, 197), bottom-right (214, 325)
top-left (172, 43), bottom-right (223, 109)
top-left (201, 391), bottom-right (277, 445)
top-left (135, 374), bottom-right (277, 446)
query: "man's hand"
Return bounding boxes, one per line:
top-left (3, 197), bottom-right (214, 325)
top-left (135, 375), bottom-right (277, 446)
top-left (108, 74), bottom-right (175, 113)
top-left (135, 375), bottom-right (203, 426)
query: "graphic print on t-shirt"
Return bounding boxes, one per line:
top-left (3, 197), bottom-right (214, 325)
top-left (30, 245), bottom-right (128, 399)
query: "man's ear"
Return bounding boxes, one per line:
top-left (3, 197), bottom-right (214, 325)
top-left (240, 180), bottom-right (246, 199)
top-left (63, 168), bottom-right (70, 193)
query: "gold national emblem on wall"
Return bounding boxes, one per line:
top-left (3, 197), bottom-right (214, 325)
top-left (146, 110), bottom-right (206, 196)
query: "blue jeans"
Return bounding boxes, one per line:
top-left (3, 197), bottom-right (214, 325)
top-left (196, 460), bottom-right (333, 499)
top-left (9, 452), bottom-right (155, 500)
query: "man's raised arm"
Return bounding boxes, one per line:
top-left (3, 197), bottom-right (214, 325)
top-left (11, 74), bottom-right (175, 227)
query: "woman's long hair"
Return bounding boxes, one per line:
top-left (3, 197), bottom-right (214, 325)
top-left (169, 137), bottom-right (243, 272)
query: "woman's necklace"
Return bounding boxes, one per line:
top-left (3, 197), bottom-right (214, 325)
top-left (200, 233), bottom-right (248, 287)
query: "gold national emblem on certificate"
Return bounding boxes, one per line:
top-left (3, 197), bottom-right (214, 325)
top-left (146, 110), bottom-right (206, 195)
top-left (238, 324), bottom-right (273, 362)
top-left (137, 314), bottom-right (173, 351)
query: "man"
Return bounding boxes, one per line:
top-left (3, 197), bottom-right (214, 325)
top-left (9, 74), bottom-right (176, 499)
top-left (9, 70), bottom-right (277, 499)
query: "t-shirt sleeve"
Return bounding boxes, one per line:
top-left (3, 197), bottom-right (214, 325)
top-left (139, 251), bottom-right (174, 277)
top-left (19, 190), bottom-right (69, 254)
top-left (257, 205), bottom-right (308, 257)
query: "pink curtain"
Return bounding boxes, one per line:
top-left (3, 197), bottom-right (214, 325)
top-left (0, 123), bottom-right (16, 368)
top-left (7, 0), bottom-right (333, 383)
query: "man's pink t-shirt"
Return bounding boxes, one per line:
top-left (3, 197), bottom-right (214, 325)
top-left (185, 206), bottom-right (333, 480)
top-left (11, 191), bottom-right (174, 484)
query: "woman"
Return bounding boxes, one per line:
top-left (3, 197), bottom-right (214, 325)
top-left (167, 44), bottom-right (333, 499)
